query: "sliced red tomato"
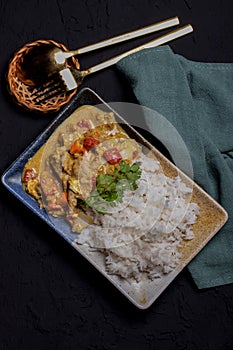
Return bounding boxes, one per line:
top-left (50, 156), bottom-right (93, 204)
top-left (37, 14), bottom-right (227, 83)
top-left (103, 148), bottom-right (122, 165)
top-left (23, 168), bottom-right (37, 182)
top-left (83, 136), bottom-right (100, 151)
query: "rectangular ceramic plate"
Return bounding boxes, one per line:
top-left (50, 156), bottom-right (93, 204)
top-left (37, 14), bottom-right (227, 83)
top-left (2, 88), bottom-right (228, 309)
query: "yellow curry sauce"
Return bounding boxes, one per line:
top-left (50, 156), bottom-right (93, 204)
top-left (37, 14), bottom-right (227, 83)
top-left (22, 105), bottom-right (141, 233)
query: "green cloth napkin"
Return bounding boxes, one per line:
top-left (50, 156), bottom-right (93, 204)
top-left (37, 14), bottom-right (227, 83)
top-left (116, 45), bottom-right (233, 289)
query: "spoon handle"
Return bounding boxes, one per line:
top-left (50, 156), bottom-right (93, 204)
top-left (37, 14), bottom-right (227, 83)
top-left (69, 17), bottom-right (179, 56)
top-left (87, 25), bottom-right (193, 74)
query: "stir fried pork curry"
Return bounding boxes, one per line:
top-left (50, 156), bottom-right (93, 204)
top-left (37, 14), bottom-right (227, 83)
top-left (22, 106), bottom-right (141, 233)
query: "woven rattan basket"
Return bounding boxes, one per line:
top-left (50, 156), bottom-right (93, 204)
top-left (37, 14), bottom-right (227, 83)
top-left (7, 39), bottom-right (80, 113)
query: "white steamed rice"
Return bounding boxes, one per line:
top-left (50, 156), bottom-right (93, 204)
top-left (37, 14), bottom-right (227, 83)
top-left (75, 153), bottom-right (200, 282)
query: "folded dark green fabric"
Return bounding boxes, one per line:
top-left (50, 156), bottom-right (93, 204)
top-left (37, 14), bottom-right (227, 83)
top-left (116, 46), bottom-right (233, 289)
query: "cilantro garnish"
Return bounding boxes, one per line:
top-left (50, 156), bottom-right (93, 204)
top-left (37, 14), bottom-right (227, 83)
top-left (86, 161), bottom-right (141, 213)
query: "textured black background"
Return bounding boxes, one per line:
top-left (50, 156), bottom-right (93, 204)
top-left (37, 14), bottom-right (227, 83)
top-left (1, 1), bottom-right (233, 349)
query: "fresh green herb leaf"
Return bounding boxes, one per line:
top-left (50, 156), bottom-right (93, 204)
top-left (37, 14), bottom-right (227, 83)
top-left (107, 182), bottom-right (116, 192)
top-left (119, 161), bottom-right (130, 173)
top-left (127, 171), bottom-right (141, 182)
top-left (97, 173), bottom-right (114, 185)
top-left (104, 174), bottom-right (115, 184)
top-left (114, 168), bottom-right (120, 177)
top-left (131, 182), bottom-right (138, 191)
top-left (130, 162), bottom-right (140, 172)
top-left (86, 160), bottom-right (141, 213)
top-left (96, 185), bottom-right (105, 192)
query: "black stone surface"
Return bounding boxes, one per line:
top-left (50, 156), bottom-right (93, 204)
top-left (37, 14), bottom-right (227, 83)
top-left (1, 1), bottom-right (233, 349)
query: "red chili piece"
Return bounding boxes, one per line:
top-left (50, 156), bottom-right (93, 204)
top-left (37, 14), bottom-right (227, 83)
top-left (83, 136), bottom-right (100, 151)
top-left (23, 168), bottom-right (37, 182)
top-left (103, 148), bottom-right (122, 165)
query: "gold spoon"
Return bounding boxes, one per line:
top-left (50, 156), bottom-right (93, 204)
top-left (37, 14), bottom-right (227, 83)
top-left (55, 16), bottom-right (180, 64)
top-left (17, 16), bottom-right (180, 86)
top-left (33, 24), bottom-right (193, 102)
top-left (59, 25), bottom-right (194, 90)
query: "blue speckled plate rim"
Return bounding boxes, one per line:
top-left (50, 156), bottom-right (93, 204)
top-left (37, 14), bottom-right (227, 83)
top-left (1, 88), bottom-right (108, 244)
